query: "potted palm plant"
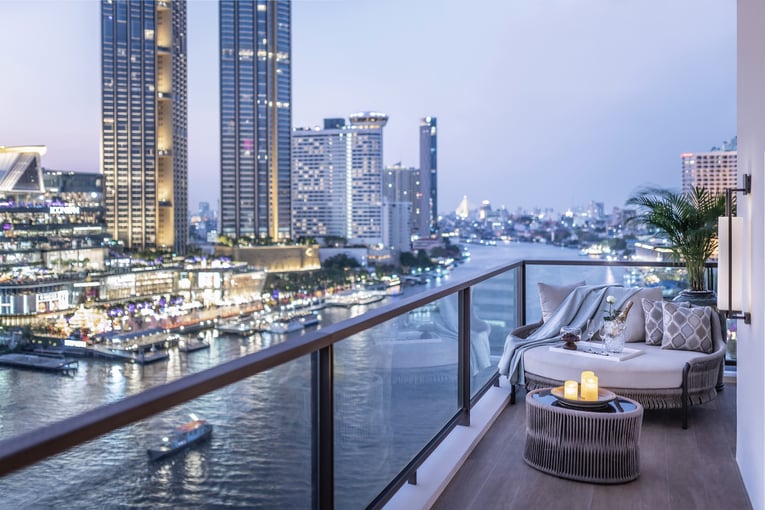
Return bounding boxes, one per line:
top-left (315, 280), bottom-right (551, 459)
top-left (626, 186), bottom-right (726, 303)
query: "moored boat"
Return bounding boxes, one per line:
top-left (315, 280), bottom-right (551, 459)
top-left (217, 319), bottom-right (257, 336)
top-left (266, 317), bottom-right (304, 334)
top-left (325, 290), bottom-right (386, 308)
top-left (298, 311), bottom-right (321, 327)
top-left (147, 416), bottom-right (213, 461)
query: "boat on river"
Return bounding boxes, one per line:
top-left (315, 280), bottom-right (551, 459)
top-left (147, 415), bottom-right (213, 461)
top-left (298, 311), bottom-right (321, 327)
top-left (218, 318), bottom-right (258, 336)
top-left (265, 317), bottom-right (304, 334)
top-left (325, 290), bottom-right (386, 308)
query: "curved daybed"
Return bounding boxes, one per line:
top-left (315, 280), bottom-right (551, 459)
top-left (505, 284), bottom-right (726, 429)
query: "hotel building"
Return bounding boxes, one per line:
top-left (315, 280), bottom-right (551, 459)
top-left (101, 0), bottom-right (188, 254)
top-left (292, 113), bottom-right (388, 246)
top-left (220, 0), bottom-right (292, 242)
top-left (681, 149), bottom-right (737, 195)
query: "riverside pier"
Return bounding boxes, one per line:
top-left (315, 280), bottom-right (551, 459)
top-left (0, 354), bottom-right (78, 375)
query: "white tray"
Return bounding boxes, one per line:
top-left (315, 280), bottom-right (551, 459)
top-left (549, 343), bottom-right (644, 362)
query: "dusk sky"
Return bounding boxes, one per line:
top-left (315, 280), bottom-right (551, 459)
top-left (0, 0), bottom-right (735, 215)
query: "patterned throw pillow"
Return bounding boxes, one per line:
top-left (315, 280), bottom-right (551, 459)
top-left (641, 299), bottom-right (665, 345)
top-left (661, 302), bottom-right (714, 353)
top-left (641, 299), bottom-right (690, 345)
top-left (623, 287), bottom-right (663, 342)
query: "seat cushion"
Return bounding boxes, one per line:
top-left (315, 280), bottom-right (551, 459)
top-left (523, 342), bottom-right (708, 389)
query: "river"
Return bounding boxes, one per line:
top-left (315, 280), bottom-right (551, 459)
top-left (0, 243), bottom-right (606, 509)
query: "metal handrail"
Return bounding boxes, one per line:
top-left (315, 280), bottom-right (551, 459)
top-left (0, 258), bottom-right (525, 478)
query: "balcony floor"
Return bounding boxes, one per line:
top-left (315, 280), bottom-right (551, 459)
top-left (432, 382), bottom-right (751, 510)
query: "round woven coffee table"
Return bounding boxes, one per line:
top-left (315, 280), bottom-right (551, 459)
top-left (524, 388), bottom-right (643, 484)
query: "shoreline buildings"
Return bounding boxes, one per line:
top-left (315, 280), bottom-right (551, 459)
top-left (100, 0), bottom-right (189, 254)
top-left (219, 0), bottom-right (292, 242)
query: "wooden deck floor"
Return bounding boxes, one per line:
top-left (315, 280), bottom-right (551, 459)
top-left (432, 383), bottom-right (751, 510)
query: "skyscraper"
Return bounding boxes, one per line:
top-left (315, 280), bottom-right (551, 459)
top-left (101, 0), bottom-right (188, 254)
top-left (292, 113), bottom-right (388, 246)
top-left (220, 0), bottom-right (292, 242)
top-left (418, 116), bottom-right (438, 235)
top-left (347, 112), bottom-right (387, 246)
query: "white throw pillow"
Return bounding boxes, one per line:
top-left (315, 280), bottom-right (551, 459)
top-left (537, 280), bottom-right (585, 323)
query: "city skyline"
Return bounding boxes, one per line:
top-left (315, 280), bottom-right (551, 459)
top-left (0, 0), bottom-right (736, 215)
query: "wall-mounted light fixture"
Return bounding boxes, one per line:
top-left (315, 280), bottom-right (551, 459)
top-left (717, 173), bottom-right (752, 323)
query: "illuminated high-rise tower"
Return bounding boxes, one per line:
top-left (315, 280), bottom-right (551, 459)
top-left (101, 0), bottom-right (188, 253)
top-left (418, 116), bottom-right (437, 235)
top-left (220, 0), bottom-right (292, 242)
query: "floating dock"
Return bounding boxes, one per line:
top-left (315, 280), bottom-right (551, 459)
top-left (178, 338), bottom-right (210, 353)
top-left (0, 354), bottom-right (78, 375)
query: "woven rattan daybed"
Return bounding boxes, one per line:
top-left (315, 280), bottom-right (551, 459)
top-left (509, 314), bottom-right (726, 429)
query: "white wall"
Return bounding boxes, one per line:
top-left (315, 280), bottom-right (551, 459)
top-left (737, 1), bottom-right (765, 508)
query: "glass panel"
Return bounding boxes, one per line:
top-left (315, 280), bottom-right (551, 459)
top-left (334, 297), bottom-right (458, 508)
top-left (524, 263), bottom-right (690, 323)
top-left (472, 268), bottom-right (518, 393)
top-left (0, 357), bottom-right (312, 508)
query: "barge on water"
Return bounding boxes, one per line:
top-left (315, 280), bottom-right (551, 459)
top-left (0, 354), bottom-right (78, 375)
top-left (147, 415), bottom-right (213, 461)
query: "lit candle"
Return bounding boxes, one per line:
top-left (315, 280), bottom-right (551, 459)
top-left (580, 370), bottom-right (594, 388)
top-left (581, 374), bottom-right (599, 401)
top-left (564, 380), bottom-right (578, 400)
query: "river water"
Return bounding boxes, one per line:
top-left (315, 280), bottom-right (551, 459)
top-left (0, 243), bottom-right (615, 509)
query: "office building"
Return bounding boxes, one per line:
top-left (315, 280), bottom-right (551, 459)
top-left (292, 113), bottom-right (388, 246)
top-left (681, 147), bottom-right (737, 195)
top-left (383, 163), bottom-right (417, 204)
top-left (382, 201), bottom-right (412, 253)
top-left (101, 0), bottom-right (188, 254)
top-left (418, 116), bottom-right (438, 235)
top-left (382, 163), bottom-right (416, 252)
top-left (220, 0), bottom-right (292, 242)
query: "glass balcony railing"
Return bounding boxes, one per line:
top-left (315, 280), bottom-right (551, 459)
top-left (0, 258), bottom-right (732, 508)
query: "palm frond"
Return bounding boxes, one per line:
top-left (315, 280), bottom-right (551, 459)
top-left (626, 186), bottom-right (726, 291)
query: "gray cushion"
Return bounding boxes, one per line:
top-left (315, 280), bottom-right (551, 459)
top-left (623, 287), bottom-right (664, 342)
top-left (537, 280), bottom-right (585, 323)
top-left (661, 302), bottom-right (714, 353)
top-left (642, 299), bottom-right (665, 345)
top-left (642, 299), bottom-right (690, 345)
